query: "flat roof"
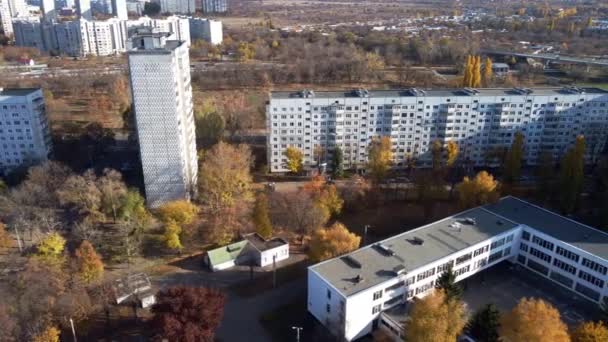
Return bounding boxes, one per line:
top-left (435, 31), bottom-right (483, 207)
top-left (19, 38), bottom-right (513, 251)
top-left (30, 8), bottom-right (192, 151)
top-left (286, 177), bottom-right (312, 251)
top-left (271, 87), bottom-right (608, 99)
top-left (310, 207), bottom-right (518, 296)
top-left (484, 197), bottom-right (608, 260)
top-left (244, 233), bottom-right (288, 252)
top-left (206, 240), bottom-right (249, 267)
top-left (0, 88), bottom-right (40, 96)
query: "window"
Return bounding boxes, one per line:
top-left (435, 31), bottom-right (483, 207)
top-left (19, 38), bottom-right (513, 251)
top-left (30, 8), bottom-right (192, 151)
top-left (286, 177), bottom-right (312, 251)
top-left (575, 283), bottom-right (601, 301)
top-left (417, 268), bottom-right (436, 281)
top-left (488, 250), bottom-right (503, 264)
top-left (373, 290), bottom-right (383, 300)
top-left (582, 258), bottom-right (608, 275)
top-left (326, 304), bottom-right (331, 313)
top-left (473, 245), bottom-right (489, 257)
top-left (454, 265), bottom-right (470, 276)
top-left (372, 304), bottom-right (381, 314)
top-left (550, 271), bottom-right (574, 288)
top-left (556, 246), bottom-right (580, 262)
top-left (529, 247), bottom-right (552, 263)
top-left (415, 281), bottom-right (435, 295)
top-left (436, 260), bottom-right (454, 273)
top-left (517, 255), bottom-right (526, 264)
top-left (520, 243), bottom-right (529, 252)
top-left (553, 258), bottom-right (576, 275)
top-left (404, 276), bottom-right (415, 286)
top-left (490, 238), bottom-right (506, 250)
top-left (527, 259), bottom-right (549, 275)
top-left (474, 258), bottom-right (488, 269)
top-left (385, 281), bottom-right (405, 292)
top-left (522, 231), bottom-right (530, 241)
top-left (327, 289), bottom-right (332, 299)
top-left (506, 234), bottom-right (514, 243)
top-left (532, 236), bottom-right (554, 251)
top-left (455, 252), bottom-right (472, 265)
top-left (578, 270), bottom-right (605, 288)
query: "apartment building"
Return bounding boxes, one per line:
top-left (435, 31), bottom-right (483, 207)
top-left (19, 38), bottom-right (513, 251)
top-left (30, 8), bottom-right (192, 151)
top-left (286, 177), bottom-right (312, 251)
top-left (127, 16), bottom-right (190, 46)
top-left (159, 0), bottom-right (195, 14)
top-left (76, 0), bottom-right (92, 20)
top-left (111, 0), bottom-right (127, 20)
top-left (0, 88), bottom-right (53, 175)
top-left (188, 17), bottom-right (222, 45)
top-left (267, 87), bottom-right (608, 173)
top-left (0, 0), bottom-right (27, 35)
top-left (128, 33), bottom-right (198, 207)
top-left (201, 0), bottom-right (226, 13)
top-left (308, 196), bottom-right (608, 341)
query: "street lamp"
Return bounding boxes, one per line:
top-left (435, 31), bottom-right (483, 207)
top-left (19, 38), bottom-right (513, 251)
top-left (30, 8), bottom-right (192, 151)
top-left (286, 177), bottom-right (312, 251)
top-left (292, 326), bottom-right (303, 342)
top-left (364, 225), bottom-right (372, 246)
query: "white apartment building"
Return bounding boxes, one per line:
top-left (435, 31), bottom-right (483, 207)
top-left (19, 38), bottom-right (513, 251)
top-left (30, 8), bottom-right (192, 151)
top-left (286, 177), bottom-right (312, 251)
top-left (188, 17), bottom-right (222, 45)
top-left (80, 18), bottom-right (128, 55)
top-left (0, 0), bottom-right (27, 35)
top-left (0, 88), bottom-right (52, 175)
top-left (111, 0), bottom-right (127, 20)
top-left (267, 88), bottom-right (608, 173)
top-left (127, 15), bottom-right (190, 46)
top-left (128, 33), bottom-right (198, 207)
top-left (201, 0), bottom-right (226, 13)
top-left (308, 196), bottom-right (608, 341)
top-left (159, 0), bottom-right (194, 14)
top-left (76, 0), bottom-right (92, 20)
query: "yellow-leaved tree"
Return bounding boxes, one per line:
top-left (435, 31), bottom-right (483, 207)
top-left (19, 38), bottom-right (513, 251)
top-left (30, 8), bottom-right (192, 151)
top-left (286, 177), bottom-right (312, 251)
top-left (156, 200), bottom-right (199, 227)
top-left (309, 222), bottom-right (360, 262)
top-left (500, 298), bottom-right (569, 342)
top-left (446, 141), bottom-right (459, 168)
top-left (571, 321), bottom-right (608, 342)
top-left (163, 219), bottom-right (183, 251)
top-left (0, 222), bottom-right (13, 249)
top-left (456, 171), bottom-right (500, 208)
top-left (367, 136), bottom-right (393, 182)
top-left (75, 240), bottom-right (104, 284)
top-left (36, 232), bottom-right (66, 265)
top-left (403, 289), bottom-right (467, 342)
top-left (33, 325), bottom-right (61, 342)
top-left (484, 57), bottom-right (493, 86)
top-left (285, 146), bottom-right (304, 174)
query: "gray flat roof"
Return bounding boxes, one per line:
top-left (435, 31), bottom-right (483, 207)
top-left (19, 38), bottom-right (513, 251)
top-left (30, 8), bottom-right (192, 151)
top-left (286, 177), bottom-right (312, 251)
top-left (310, 207), bottom-right (518, 297)
top-left (244, 233), bottom-right (287, 252)
top-left (484, 197), bottom-right (608, 260)
top-left (0, 88), bottom-right (40, 96)
top-left (271, 87), bottom-right (608, 99)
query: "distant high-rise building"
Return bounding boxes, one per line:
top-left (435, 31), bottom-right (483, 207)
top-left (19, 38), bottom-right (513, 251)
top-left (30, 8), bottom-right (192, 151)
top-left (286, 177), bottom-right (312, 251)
top-left (201, 0), bottom-right (226, 13)
top-left (111, 0), bottom-right (127, 20)
top-left (127, 33), bottom-right (198, 207)
top-left (188, 17), bottom-right (221, 45)
top-left (160, 0), bottom-right (195, 14)
top-left (0, 88), bottom-right (53, 175)
top-left (76, 0), bottom-right (92, 19)
top-left (40, 0), bottom-right (56, 21)
top-left (0, 0), bottom-right (28, 36)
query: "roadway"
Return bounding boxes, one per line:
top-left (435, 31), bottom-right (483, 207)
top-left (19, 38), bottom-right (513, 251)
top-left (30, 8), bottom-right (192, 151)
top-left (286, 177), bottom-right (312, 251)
top-left (482, 49), bottom-right (608, 67)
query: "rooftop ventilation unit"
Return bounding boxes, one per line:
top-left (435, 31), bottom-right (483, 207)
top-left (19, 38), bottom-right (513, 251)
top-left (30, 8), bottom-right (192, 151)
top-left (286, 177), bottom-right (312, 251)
top-left (408, 88), bottom-right (426, 96)
top-left (374, 244), bottom-right (395, 256)
top-left (562, 86), bottom-right (585, 95)
top-left (354, 274), bottom-right (364, 283)
top-left (407, 237), bottom-right (425, 245)
top-left (342, 255), bottom-right (362, 269)
top-left (300, 89), bottom-right (315, 98)
top-left (449, 222), bottom-right (462, 231)
top-left (226, 245), bottom-right (240, 252)
top-left (461, 217), bottom-right (477, 225)
top-left (513, 87), bottom-right (533, 95)
top-left (354, 88), bottom-right (370, 97)
top-left (463, 87), bottom-right (480, 95)
top-left (496, 220), bottom-right (504, 226)
top-left (393, 265), bottom-right (407, 276)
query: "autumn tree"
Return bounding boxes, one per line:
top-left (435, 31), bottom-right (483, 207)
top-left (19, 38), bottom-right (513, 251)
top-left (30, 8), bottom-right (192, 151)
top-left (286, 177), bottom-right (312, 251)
top-left (152, 286), bottom-right (226, 342)
top-left (432, 140), bottom-right (443, 172)
top-left (163, 219), bottom-right (183, 252)
top-left (435, 265), bottom-right (462, 300)
top-left (403, 290), bottom-right (466, 342)
top-left (500, 298), bottom-right (569, 342)
top-left (559, 135), bottom-right (585, 214)
top-left (571, 321), bottom-right (608, 342)
top-left (252, 193), bottom-right (273, 239)
top-left (503, 131), bottom-right (525, 184)
top-left (199, 142), bottom-right (253, 243)
top-left (332, 146), bottom-right (344, 179)
top-left (56, 169), bottom-right (102, 219)
top-left (466, 304), bottom-right (501, 342)
top-left (97, 169), bottom-right (128, 222)
top-left (284, 146), bottom-right (304, 174)
top-left (32, 326), bottom-right (60, 342)
top-left (308, 222), bottom-right (360, 262)
top-left (36, 232), bottom-right (66, 266)
top-left (157, 200), bottom-right (199, 227)
top-left (195, 111), bottom-right (225, 148)
top-left (0, 222), bottom-right (13, 249)
top-left (367, 136), bottom-right (393, 182)
top-left (446, 141), bottom-right (459, 168)
top-left (270, 191), bottom-right (329, 235)
top-left (456, 171), bottom-right (500, 208)
top-left (484, 57), bottom-right (494, 86)
top-left (536, 150), bottom-right (555, 202)
top-left (74, 240), bottom-right (104, 284)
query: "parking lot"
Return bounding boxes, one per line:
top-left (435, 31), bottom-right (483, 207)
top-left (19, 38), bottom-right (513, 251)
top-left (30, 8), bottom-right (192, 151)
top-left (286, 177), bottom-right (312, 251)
top-left (461, 261), bottom-right (602, 326)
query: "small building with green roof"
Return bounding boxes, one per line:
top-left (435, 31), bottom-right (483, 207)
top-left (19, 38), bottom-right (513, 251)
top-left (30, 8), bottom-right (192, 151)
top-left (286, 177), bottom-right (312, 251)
top-left (204, 233), bottom-right (289, 271)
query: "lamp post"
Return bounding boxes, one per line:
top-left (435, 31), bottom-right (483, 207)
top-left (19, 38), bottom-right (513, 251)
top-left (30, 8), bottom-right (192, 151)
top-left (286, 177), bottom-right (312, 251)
top-left (363, 225), bottom-right (371, 246)
top-left (292, 326), bottom-right (303, 342)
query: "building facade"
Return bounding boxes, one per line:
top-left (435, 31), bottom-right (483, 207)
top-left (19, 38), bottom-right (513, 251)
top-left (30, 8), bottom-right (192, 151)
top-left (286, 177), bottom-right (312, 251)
top-left (0, 88), bottom-right (53, 175)
top-left (111, 0), bottom-right (127, 20)
top-left (188, 17), bottom-right (221, 45)
top-left (201, 0), bottom-right (226, 13)
top-left (76, 0), bottom-right (92, 20)
top-left (159, 0), bottom-right (195, 14)
top-left (308, 196), bottom-right (608, 341)
top-left (128, 33), bottom-right (198, 207)
top-left (0, 0), bottom-right (27, 36)
top-left (267, 87), bottom-right (608, 173)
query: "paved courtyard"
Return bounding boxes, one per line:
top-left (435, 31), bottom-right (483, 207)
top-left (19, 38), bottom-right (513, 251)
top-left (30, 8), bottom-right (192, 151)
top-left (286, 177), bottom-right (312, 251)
top-left (461, 261), bottom-right (602, 326)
